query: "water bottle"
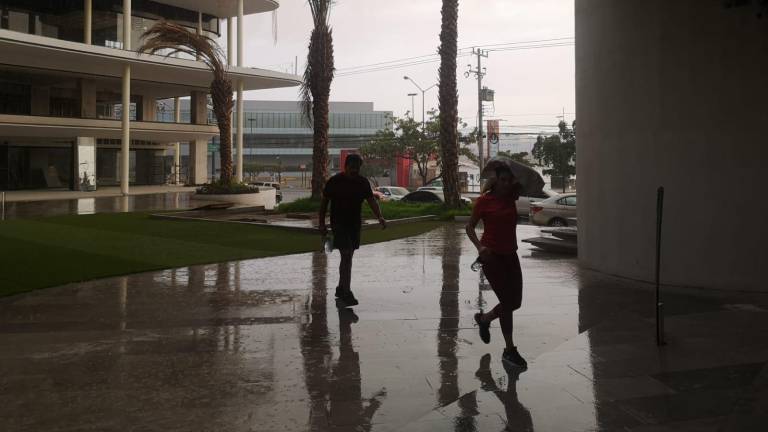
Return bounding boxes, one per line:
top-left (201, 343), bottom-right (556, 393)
top-left (323, 233), bottom-right (333, 253)
top-left (470, 257), bottom-right (483, 272)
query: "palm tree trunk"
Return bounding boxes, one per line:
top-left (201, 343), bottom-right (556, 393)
top-left (311, 97), bottom-right (330, 198)
top-left (438, 0), bottom-right (461, 208)
top-left (212, 79), bottom-right (234, 182)
top-left (308, 25), bottom-right (334, 200)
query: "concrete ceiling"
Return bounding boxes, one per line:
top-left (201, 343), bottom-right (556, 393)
top-left (153, 0), bottom-right (279, 18)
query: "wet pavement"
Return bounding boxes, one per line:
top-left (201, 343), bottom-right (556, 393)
top-left (1, 224), bottom-right (767, 431)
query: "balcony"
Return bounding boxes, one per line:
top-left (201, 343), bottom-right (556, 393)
top-left (0, 114), bottom-right (218, 143)
top-left (0, 30), bottom-right (300, 92)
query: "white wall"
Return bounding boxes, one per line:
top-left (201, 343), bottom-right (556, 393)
top-left (576, 0), bottom-right (768, 291)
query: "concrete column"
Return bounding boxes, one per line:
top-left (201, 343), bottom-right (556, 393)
top-left (79, 79), bottom-right (97, 118)
top-left (236, 81), bottom-right (244, 182)
top-left (174, 97), bottom-right (181, 184)
top-left (237, 0), bottom-right (243, 68)
top-left (196, 11), bottom-right (202, 60)
top-left (84, 0), bottom-right (92, 45)
top-left (189, 91), bottom-right (208, 125)
top-left (121, 63), bottom-right (131, 195)
top-left (140, 94), bottom-right (157, 121)
top-left (189, 139), bottom-right (208, 184)
top-left (123, 0), bottom-right (131, 51)
top-left (227, 17), bottom-right (234, 66)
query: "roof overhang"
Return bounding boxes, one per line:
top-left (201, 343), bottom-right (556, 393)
top-left (0, 30), bottom-right (300, 93)
top-left (0, 115), bottom-right (218, 144)
top-left (153, 0), bottom-right (279, 18)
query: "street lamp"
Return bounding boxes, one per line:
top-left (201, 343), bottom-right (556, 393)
top-left (403, 76), bottom-right (437, 129)
top-left (407, 93), bottom-right (417, 120)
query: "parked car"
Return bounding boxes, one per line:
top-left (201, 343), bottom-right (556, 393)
top-left (517, 189), bottom-right (560, 218)
top-left (251, 181), bottom-right (283, 203)
top-left (377, 186), bottom-right (410, 201)
top-left (530, 193), bottom-right (577, 227)
top-left (401, 190), bottom-right (472, 206)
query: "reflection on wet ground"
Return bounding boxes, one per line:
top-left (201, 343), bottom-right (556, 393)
top-left (1, 225), bottom-right (767, 431)
top-left (1, 192), bottom-right (203, 220)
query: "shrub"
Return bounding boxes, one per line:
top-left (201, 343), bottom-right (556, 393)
top-left (196, 180), bottom-right (259, 195)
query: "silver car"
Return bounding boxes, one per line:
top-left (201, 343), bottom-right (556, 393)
top-left (530, 193), bottom-right (577, 227)
top-left (517, 189), bottom-right (559, 218)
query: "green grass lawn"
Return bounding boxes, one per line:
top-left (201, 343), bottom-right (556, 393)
top-left (279, 198), bottom-right (472, 220)
top-left (0, 213), bottom-right (442, 297)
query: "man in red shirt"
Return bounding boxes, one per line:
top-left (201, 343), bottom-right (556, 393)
top-left (319, 154), bottom-right (386, 307)
top-left (465, 165), bottom-right (527, 369)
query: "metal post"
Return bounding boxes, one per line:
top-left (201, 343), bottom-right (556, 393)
top-left (656, 186), bottom-right (666, 346)
top-left (121, 63), bottom-right (131, 195)
top-left (174, 96), bottom-right (181, 184)
top-left (84, 0), bottom-right (92, 45)
top-left (476, 50), bottom-right (484, 171)
top-left (122, 0), bottom-right (131, 51)
top-left (227, 17), bottom-right (234, 66)
top-left (237, 0), bottom-right (243, 68)
top-left (236, 81), bottom-right (244, 182)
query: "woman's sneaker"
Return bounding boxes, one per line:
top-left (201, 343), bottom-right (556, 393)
top-left (474, 313), bottom-right (491, 344)
top-left (502, 347), bottom-right (528, 369)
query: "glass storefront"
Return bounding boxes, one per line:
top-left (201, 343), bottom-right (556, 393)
top-left (0, 140), bottom-right (73, 190)
top-left (1, 0), bottom-right (220, 48)
top-left (96, 142), bottom-right (169, 186)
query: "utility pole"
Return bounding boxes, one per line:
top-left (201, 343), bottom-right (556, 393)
top-left (408, 93), bottom-right (417, 120)
top-left (465, 48), bottom-right (488, 171)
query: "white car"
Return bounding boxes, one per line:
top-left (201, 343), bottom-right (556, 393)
top-left (530, 193), bottom-right (577, 227)
top-left (377, 186), bottom-right (410, 201)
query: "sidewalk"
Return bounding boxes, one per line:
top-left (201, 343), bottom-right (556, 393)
top-left (0, 224), bottom-right (766, 431)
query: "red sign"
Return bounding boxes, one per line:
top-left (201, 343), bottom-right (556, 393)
top-left (486, 120), bottom-right (500, 158)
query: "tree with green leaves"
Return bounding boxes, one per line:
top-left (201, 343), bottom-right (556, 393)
top-left (532, 120), bottom-right (576, 192)
top-left (360, 112), bottom-right (476, 187)
top-left (437, 0), bottom-right (461, 208)
top-left (301, 0), bottom-right (335, 199)
top-left (139, 21), bottom-right (234, 182)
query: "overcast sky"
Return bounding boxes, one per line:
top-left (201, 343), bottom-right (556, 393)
top-left (225, 0), bottom-right (574, 132)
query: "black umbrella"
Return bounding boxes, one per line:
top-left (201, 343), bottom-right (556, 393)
top-left (481, 156), bottom-right (545, 196)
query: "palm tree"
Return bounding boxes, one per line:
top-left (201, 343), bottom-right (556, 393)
top-left (138, 21), bottom-right (234, 182)
top-left (301, 0), bottom-right (335, 199)
top-left (438, 0), bottom-right (461, 208)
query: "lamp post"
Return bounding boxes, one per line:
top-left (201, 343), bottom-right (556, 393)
top-left (407, 93), bottom-right (417, 120)
top-left (403, 76), bottom-right (437, 129)
top-left (276, 156), bottom-right (282, 184)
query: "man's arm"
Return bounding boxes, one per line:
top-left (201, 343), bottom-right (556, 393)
top-left (366, 197), bottom-right (386, 229)
top-left (318, 196), bottom-right (329, 235)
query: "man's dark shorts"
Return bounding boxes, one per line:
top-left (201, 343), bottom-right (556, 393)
top-left (332, 224), bottom-right (361, 251)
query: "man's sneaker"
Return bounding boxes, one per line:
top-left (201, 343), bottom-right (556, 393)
top-left (474, 313), bottom-right (491, 344)
top-left (502, 347), bottom-right (528, 369)
top-left (336, 292), bottom-right (359, 307)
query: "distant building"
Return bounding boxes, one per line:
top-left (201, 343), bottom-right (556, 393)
top-left (173, 100), bottom-right (393, 182)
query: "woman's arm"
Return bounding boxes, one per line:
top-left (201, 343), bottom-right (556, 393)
top-left (465, 202), bottom-right (490, 259)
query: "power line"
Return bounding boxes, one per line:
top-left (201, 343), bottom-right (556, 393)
top-left (334, 37), bottom-right (574, 78)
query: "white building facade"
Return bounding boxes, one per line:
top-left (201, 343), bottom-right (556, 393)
top-left (0, 0), bottom-right (299, 193)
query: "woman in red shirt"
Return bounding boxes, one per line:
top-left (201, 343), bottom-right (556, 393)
top-left (466, 165), bottom-right (527, 369)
